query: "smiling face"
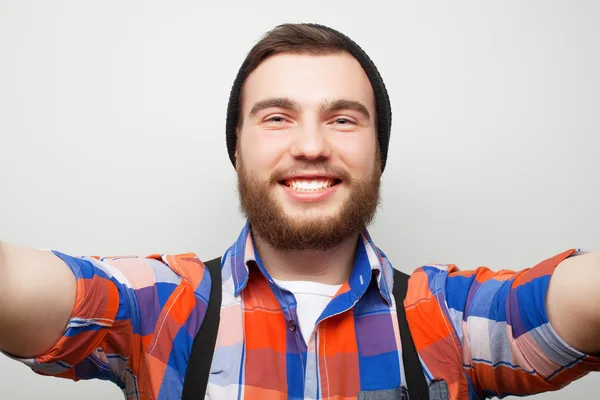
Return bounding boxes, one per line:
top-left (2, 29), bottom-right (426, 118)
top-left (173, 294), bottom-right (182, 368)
top-left (236, 52), bottom-right (381, 251)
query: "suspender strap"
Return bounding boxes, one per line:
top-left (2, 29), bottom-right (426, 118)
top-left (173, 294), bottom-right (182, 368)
top-left (182, 257), bottom-right (222, 400)
top-left (393, 268), bottom-right (430, 400)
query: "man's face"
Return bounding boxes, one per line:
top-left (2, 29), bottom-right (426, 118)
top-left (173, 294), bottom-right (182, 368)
top-left (236, 52), bottom-right (381, 251)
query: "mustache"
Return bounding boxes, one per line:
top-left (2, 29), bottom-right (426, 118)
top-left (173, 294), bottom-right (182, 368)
top-left (270, 162), bottom-right (353, 183)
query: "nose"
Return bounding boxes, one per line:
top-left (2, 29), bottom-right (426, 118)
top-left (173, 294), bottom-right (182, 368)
top-left (289, 121), bottom-right (332, 161)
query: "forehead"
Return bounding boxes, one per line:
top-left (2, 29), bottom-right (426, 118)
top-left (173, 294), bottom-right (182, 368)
top-left (242, 52), bottom-right (376, 114)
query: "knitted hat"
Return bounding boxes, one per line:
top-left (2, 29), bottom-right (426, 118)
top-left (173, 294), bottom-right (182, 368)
top-left (225, 23), bottom-right (392, 172)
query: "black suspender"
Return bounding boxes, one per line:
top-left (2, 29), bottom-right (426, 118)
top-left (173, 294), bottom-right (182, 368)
top-left (182, 258), bottom-right (429, 400)
top-left (182, 257), bottom-right (222, 400)
top-left (393, 269), bottom-right (430, 400)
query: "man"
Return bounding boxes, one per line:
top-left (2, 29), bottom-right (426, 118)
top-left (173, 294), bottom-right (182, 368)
top-left (0, 23), bottom-right (598, 400)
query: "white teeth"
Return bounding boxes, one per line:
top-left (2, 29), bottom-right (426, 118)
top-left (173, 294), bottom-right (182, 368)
top-left (285, 179), bottom-right (335, 192)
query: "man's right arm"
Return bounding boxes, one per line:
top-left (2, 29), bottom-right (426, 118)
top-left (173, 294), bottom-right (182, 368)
top-left (0, 240), bottom-right (76, 358)
top-left (0, 240), bottom-right (215, 397)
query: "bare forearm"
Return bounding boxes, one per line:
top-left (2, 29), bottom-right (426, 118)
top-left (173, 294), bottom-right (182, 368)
top-left (546, 250), bottom-right (600, 354)
top-left (0, 241), bottom-right (76, 358)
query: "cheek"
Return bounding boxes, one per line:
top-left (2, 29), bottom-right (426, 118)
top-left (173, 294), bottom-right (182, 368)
top-left (333, 136), bottom-right (378, 175)
top-left (239, 128), bottom-right (290, 174)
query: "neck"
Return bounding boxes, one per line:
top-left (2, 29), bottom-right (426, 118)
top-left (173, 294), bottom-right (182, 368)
top-left (252, 232), bottom-right (360, 285)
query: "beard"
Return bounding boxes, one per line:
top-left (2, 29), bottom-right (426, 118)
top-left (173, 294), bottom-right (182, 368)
top-left (237, 152), bottom-right (381, 251)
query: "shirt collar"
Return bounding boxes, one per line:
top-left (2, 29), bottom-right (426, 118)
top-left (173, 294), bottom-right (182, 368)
top-left (229, 221), bottom-right (393, 305)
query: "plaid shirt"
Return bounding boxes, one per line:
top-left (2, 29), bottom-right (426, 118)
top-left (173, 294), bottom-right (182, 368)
top-left (9, 222), bottom-right (600, 399)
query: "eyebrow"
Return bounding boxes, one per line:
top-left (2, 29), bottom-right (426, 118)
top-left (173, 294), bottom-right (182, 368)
top-left (248, 97), bottom-right (371, 121)
top-left (320, 99), bottom-right (371, 120)
top-left (248, 97), bottom-right (301, 117)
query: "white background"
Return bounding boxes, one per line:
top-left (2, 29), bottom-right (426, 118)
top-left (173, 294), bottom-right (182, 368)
top-left (0, 0), bottom-right (598, 398)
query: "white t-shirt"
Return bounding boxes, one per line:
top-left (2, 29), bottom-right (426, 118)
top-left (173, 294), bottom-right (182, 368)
top-left (273, 279), bottom-right (342, 343)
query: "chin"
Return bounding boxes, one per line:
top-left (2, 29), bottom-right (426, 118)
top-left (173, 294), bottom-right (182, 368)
top-left (279, 200), bottom-right (343, 222)
top-left (284, 208), bottom-right (338, 221)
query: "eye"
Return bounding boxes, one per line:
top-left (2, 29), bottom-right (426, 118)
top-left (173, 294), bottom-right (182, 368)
top-left (329, 117), bottom-right (358, 128)
top-left (333, 118), bottom-right (356, 125)
top-left (264, 115), bottom-right (287, 123)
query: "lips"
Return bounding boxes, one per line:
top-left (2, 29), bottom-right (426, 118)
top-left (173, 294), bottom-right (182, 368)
top-left (278, 176), bottom-right (341, 203)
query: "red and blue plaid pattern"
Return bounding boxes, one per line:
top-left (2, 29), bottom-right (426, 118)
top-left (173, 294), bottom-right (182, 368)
top-left (8, 222), bottom-right (599, 399)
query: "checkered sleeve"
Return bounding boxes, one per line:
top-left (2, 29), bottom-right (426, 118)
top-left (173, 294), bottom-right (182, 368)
top-left (442, 249), bottom-right (600, 398)
top-left (5, 250), bottom-right (195, 396)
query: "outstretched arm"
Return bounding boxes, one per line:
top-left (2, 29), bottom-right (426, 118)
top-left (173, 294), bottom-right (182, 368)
top-left (409, 249), bottom-right (600, 398)
top-left (547, 250), bottom-right (600, 354)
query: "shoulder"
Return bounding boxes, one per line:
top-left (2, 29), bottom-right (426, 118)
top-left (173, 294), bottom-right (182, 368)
top-left (86, 252), bottom-right (215, 286)
top-left (97, 253), bottom-right (219, 366)
top-left (404, 263), bottom-right (459, 305)
top-left (64, 252), bottom-right (217, 321)
top-left (145, 253), bottom-right (216, 295)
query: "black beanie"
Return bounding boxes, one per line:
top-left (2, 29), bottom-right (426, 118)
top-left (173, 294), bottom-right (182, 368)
top-left (225, 23), bottom-right (392, 172)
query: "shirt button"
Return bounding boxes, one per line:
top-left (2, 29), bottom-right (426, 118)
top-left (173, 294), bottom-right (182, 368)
top-left (288, 320), bottom-right (297, 332)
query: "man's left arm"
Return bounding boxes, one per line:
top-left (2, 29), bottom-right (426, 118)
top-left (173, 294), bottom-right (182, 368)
top-left (429, 248), bottom-right (600, 398)
top-left (547, 250), bottom-right (600, 354)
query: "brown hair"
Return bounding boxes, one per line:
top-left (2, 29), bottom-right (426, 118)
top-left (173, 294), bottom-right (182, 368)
top-left (245, 23), bottom-right (350, 75)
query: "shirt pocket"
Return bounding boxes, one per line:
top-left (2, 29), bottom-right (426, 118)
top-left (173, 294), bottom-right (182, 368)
top-left (428, 380), bottom-right (449, 400)
top-left (357, 381), bottom-right (449, 400)
top-left (357, 387), bottom-right (408, 400)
